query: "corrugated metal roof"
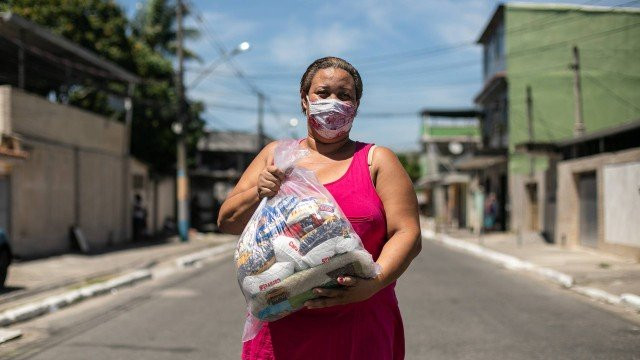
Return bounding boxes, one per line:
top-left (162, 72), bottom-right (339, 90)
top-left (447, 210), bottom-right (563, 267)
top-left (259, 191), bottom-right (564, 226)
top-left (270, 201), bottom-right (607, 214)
top-left (0, 12), bottom-right (140, 84)
top-left (197, 131), bottom-right (261, 152)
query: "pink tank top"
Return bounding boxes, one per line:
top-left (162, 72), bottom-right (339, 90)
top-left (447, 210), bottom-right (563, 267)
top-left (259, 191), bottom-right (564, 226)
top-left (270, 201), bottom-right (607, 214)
top-left (323, 142), bottom-right (388, 260)
top-left (242, 141), bottom-right (405, 360)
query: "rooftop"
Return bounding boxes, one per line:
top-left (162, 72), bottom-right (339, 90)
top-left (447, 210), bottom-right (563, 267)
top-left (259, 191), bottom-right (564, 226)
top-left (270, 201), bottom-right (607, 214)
top-left (197, 130), bottom-right (265, 153)
top-left (420, 108), bottom-right (482, 118)
top-left (477, 2), bottom-right (640, 43)
top-left (0, 12), bottom-right (140, 86)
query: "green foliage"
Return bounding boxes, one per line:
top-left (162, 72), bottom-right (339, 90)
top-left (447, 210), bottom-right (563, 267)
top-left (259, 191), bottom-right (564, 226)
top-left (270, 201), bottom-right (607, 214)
top-left (397, 153), bottom-right (421, 183)
top-left (132, 0), bottom-right (201, 61)
top-left (3, 0), bottom-right (206, 174)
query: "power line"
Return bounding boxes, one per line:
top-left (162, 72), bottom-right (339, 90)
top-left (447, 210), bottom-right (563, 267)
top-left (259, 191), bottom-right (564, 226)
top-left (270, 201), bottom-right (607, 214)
top-left (584, 73), bottom-right (640, 112)
top-left (183, 20), bottom-right (639, 83)
top-left (182, 0), bottom-right (639, 80)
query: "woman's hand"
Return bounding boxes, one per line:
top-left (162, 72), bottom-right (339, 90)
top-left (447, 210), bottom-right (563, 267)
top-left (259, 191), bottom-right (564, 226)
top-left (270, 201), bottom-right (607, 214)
top-left (303, 275), bottom-right (384, 309)
top-left (257, 165), bottom-right (285, 199)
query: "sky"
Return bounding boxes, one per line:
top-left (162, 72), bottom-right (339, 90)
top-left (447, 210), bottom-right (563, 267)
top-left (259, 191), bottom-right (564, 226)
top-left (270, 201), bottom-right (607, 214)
top-left (119, 0), bottom-right (639, 152)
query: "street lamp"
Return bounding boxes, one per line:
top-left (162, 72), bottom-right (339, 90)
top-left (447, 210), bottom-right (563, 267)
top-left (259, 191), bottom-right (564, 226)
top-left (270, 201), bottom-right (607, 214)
top-left (289, 117), bottom-right (299, 138)
top-left (188, 41), bottom-right (251, 90)
top-left (175, 38), bottom-right (250, 242)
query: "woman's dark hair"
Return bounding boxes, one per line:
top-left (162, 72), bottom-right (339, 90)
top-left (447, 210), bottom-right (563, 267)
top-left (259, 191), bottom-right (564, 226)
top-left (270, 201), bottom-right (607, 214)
top-left (300, 57), bottom-right (363, 113)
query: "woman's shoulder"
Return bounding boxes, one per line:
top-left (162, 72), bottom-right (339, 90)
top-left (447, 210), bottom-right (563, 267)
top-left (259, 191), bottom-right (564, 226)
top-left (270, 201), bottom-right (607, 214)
top-left (368, 145), bottom-right (397, 165)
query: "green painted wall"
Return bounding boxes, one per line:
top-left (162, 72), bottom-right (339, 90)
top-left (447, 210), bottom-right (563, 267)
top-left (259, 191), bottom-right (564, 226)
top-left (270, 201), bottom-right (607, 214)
top-left (504, 5), bottom-right (640, 174)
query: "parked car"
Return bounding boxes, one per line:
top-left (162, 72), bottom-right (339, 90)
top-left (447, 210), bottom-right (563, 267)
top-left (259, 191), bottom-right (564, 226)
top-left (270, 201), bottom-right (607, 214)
top-left (0, 228), bottom-right (12, 288)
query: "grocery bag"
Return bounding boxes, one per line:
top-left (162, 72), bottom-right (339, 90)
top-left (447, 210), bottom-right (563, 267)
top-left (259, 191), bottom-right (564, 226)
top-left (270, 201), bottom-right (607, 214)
top-left (234, 140), bottom-right (379, 341)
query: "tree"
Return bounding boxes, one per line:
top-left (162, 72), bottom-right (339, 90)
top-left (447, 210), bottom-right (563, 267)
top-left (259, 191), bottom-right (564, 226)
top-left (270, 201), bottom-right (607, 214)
top-left (397, 153), bottom-right (421, 183)
top-left (132, 0), bottom-right (201, 61)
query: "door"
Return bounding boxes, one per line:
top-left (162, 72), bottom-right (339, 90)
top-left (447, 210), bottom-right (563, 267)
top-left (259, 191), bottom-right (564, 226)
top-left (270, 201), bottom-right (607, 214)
top-left (526, 183), bottom-right (539, 231)
top-left (578, 172), bottom-right (598, 248)
top-left (0, 176), bottom-right (9, 236)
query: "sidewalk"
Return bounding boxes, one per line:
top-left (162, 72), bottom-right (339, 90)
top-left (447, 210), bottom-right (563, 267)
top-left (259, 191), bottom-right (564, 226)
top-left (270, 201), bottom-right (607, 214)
top-left (0, 232), bottom-right (237, 311)
top-left (420, 218), bottom-right (640, 312)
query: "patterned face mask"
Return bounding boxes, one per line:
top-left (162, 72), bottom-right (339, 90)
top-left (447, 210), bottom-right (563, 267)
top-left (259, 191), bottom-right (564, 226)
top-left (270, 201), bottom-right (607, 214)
top-left (306, 96), bottom-right (356, 140)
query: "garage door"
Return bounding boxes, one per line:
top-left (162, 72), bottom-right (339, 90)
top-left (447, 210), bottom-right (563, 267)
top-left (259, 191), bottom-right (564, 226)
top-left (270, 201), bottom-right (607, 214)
top-left (603, 162), bottom-right (640, 248)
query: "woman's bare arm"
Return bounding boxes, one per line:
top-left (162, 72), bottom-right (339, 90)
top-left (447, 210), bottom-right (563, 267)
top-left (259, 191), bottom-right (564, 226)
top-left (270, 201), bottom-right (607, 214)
top-left (217, 141), bottom-right (280, 234)
top-left (372, 147), bottom-right (422, 287)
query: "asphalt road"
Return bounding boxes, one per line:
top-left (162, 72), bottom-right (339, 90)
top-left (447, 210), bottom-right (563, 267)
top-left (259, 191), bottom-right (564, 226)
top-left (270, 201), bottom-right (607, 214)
top-left (4, 241), bottom-right (640, 360)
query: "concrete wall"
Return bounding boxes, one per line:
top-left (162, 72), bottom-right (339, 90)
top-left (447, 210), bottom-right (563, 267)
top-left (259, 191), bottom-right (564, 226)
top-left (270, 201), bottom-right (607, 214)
top-left (10, 140), bottom-right (76, 256)
top-left (602, 161), bottom-right (640, 248)
top-left (129, 159), bottom-right (176, 236)
top-left (6, 86), bottom-right (125, 154)
top-left (555, 147), bottom-right (640, 260)
top-left (509, 170), bottom-right (546, 234)
top-left (153, 177), bottom-right (175, 234)
top-left (0, 86), bottom-right (129, 257)
top-left (78, 151), bottom-right (125, 249)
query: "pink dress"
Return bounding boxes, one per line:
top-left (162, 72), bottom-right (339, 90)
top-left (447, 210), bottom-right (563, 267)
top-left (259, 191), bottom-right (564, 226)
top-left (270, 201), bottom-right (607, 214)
top-left (241, 142), bottom-right (405, 360)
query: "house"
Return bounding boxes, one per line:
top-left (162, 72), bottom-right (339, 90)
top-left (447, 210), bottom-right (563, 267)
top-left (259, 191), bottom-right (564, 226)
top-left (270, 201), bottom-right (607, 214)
top-left (416, 109), bottom-right (482, 231)
top-left (517, 119), bottom-right (640, 259)
top-left (190, 130), bottom-right (264, 232)
top-left (0, 13), bottom-right (174, 257)
top-left (471, 3), bottom-right (640, 239)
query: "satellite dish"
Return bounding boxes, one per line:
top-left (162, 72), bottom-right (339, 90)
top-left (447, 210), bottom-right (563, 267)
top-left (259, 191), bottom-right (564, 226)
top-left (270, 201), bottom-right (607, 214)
top-left (448, 142), bottom-right (463, 155)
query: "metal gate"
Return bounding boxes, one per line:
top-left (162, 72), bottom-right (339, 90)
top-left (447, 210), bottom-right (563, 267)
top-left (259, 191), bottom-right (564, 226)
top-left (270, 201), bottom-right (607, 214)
top-left (578, 172), bottom-right (598, 248)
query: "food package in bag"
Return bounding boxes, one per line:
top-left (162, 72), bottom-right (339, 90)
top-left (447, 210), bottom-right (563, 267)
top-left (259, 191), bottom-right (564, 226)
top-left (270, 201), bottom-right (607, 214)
top-left (234, 139), bottom-right (379, 341)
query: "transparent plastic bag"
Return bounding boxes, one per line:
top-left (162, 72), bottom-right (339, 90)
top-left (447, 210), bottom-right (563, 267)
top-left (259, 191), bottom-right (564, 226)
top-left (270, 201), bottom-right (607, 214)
top-left (234, 139), bottom-right (379, 341)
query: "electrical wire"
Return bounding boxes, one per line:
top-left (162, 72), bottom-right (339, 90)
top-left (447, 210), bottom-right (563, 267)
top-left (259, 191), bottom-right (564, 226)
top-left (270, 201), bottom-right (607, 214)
top-left (584, 73), bottom-right (640, 112)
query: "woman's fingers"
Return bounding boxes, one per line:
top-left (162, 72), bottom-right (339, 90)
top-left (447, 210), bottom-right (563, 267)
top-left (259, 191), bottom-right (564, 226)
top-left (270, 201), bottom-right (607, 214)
top-left (337, 276), bottom-right (357, 287)
top-left (257, 183), bottom-right (279, 198)
top-left (313, 287), bottom-right (345, 298)
top-left (266, 165), bottom-right (285, 181)
top-left (262, 171), bottom-right (282, 185)
top-left (256, 165), bottom-right (285, 199)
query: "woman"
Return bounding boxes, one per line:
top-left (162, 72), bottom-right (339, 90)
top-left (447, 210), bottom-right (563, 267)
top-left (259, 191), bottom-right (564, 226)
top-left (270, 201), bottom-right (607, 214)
top-left (218, 57), bottom-right (421, 360)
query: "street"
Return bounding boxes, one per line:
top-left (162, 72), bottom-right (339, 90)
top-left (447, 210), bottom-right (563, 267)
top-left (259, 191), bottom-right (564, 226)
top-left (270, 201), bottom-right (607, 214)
top-left (1, 240), bottom-right (637, 360)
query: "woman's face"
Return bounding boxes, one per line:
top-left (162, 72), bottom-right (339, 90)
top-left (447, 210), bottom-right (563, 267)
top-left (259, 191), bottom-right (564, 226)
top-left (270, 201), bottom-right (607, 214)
top-left (302, 67), bottom-right (358, 143)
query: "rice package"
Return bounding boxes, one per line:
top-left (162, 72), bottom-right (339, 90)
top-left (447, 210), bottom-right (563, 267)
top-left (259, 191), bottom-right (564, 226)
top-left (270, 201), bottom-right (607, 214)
top-left (234, 140), bottom-right (379, 341)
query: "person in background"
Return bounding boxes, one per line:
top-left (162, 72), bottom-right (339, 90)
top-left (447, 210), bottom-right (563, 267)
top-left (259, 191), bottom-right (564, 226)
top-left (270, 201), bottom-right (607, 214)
top-left (218, 56), bottom-right (422, 360)
top-left (484, 192), bottom-right (498, 231)
top-left (132, 194), bottom-right (147, 241)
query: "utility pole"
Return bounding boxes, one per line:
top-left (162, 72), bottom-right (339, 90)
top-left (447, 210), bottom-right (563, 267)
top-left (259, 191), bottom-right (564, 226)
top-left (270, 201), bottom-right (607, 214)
top-left (423, 113), bottom-right (445, 231)
top-left (257, 92), bottom-right (265, 151)
top-left (570, 45), bottom-right (585, 137)
top-left (123, 83), bottom-right (135, 242)
top-left (526, 85), bottom-right (534, 177)
top-left (17, 29), bottom-right (25, 89)
top-left (176, 0), bottom-right (189, 242)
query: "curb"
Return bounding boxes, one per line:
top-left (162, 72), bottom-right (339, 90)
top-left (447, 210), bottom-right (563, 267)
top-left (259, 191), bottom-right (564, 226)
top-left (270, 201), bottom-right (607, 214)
top-left (0, 242), bottom-right (236, 342)
top-left (423, 230), bottom-right (640, 314)
top-left (0, 329), bottom-right (21, 343)
top-left (0, 270), bottom-right (151, 327)
top-left (621, 293), bottom-right (640, 311)
top-left (175, 242), bottom-right (236, 268)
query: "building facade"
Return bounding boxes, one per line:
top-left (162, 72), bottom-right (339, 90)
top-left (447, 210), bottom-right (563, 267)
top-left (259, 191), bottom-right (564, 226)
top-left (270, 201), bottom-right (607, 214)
top-left (474, 3), bottom-right (640, 239)
top-left (417, 109), bottom-right (481, 231)
top-left (190, 131), bottom-right (262, 232)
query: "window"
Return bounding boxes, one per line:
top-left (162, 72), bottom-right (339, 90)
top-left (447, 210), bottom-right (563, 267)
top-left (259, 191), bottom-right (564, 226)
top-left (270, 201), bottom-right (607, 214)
top-left (483, 21), bottom-right (505, 80)
top-left (133, 174), bottom-right (145, 190)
